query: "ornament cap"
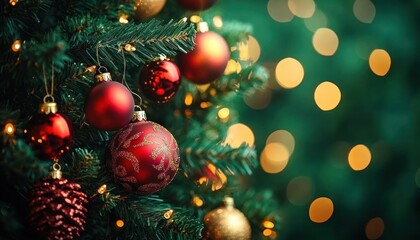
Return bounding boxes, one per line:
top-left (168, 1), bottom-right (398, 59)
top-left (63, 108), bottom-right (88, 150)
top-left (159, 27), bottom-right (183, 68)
top-left (196, 21), bottom-right (209, 33)
top-left (49, 162), bottom-right (62, 179)
top-left (95, 66), bottom-right (112, 82)
top-left (95, 72), bottom-right (112, 82)
top-left (223, 196), bottom-right (234, 208)
top-left (132, 110), bottom-right (147, 122)
top-left (39, 102), bottom-right (58, 114)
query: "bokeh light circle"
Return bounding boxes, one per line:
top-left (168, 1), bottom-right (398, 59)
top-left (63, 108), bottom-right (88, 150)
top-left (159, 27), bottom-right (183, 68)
top-left (365, 217), bottom-right (385, 239)
top-left (369, 49), bottom-right (391, 76)
top-left (260, 143), bottom-right (290, 174)
top-left (309, 197), bottom-right (334, 223)
top-left (314, 81), bottom-right (341, 111)
top-left (266, 130), bottom-right (295, 155)
top-left (275, 57), bottom-right (304, 89)
top-left (287, 176), bottom-right (313, 205)
top-left (353, 0), bottom-right (376, 23)
top-left (224, 123), bottom-right (255, 148)
top-left (288, 0), bottom-right (316, 18)
top-left (267, 0), bottom-right (294, 22)
top-left (348, 144), bottom-right (372, 171)
top-left (312, 28), bottom-right (339, 56)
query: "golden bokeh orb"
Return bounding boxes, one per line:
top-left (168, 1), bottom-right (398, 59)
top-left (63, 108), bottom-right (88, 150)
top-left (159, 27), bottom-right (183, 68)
top-left (314, 81), bottom-right (341, 111)
top-left (348, 144), bottom-right (372, 171)
top-left (260, 143), bottom-right (290, 174)
top-left (369, 49), bottom-right (391, 76)
top-left (312, 28), bottom-right (339, 56)
top-left (224, 123), bottom-right (255, 148)
top-left (309, 197), bottom-right (334, 223)
top-left (288, 0), bottom-right (316, 18)
top-left (275, 57), bottom-right (304, 89)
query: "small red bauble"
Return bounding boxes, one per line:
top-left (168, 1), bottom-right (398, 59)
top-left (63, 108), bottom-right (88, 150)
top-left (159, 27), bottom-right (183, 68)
top-left (107, 112), bottom-right (180, 194)
top-left (85, 76), bottom-right (134, 131)
top-left (138, 60), bottom-right (181, 103)
top-left (177, 0), bottom-right (217, 11)
top-left (178, 30), bottom-right (230, 84)
top-left (25, 103), bottom-right (73, 160)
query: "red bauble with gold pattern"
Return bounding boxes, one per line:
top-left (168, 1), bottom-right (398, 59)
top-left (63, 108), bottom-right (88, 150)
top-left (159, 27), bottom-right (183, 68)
top-left (85, 68), bottom-right (134, 131)
top-left (176, 0), bottom-right (217, 11)
top-left (178, 23), bottom-right (230, 84)
top-left (138, 59), bottom-right (181, 103)
top-left (25, 102), bottom-right (73, 160)
top-left (107, 111), bottom-right (180, 195)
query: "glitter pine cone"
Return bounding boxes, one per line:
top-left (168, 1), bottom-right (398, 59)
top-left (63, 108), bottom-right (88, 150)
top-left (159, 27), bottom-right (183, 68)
top-left (29, 178), bottom-right (88, 240)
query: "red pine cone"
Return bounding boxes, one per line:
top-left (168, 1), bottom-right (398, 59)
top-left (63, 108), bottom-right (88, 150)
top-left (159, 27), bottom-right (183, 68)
top-left (29, 178), bottom-right (88, 240)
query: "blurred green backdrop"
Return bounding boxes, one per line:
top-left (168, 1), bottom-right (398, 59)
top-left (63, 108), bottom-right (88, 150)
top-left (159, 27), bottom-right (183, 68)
top-left (211, 0), bottom-right (419, 239)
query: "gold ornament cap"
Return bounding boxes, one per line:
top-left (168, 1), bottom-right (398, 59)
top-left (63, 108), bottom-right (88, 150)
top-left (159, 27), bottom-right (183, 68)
top-left (223, 196), bottom-right (234, 208)
top-left (95, 66), bottom-right (112, 83)
top-left (196, 21), bottom-right (209, 33)
top-left (49, 162), bottom-right (62, 179)
top-left (39, 102), bottom-right (57, 114)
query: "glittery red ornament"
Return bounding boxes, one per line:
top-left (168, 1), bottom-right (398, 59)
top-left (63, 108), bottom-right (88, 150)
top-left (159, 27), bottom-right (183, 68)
top-left (29, 178), bottom-right (88, 240)
top-left (25, 102), bottom-right (73, 160)
top-left (176, 0), bottom-right (217, 11)
top-left (178, 27), bottom-right (230, 84)
top-left (85, 69), bottom-right (134, 131)
top-left (138, 60), bottom-right (181, 103)
top-left (107, 111), bottom-right (180, 194)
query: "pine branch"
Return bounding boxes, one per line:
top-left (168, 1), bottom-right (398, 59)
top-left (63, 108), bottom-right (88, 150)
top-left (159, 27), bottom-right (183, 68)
top-left (70, 19), bottom-right (196, 70)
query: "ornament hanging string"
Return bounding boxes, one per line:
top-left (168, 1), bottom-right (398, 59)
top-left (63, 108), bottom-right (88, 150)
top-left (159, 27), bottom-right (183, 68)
top-left (120, 46), bottom-right (143, 109)
top-left (42, 61), bottom-right (55, 103)
top-left (95, 41), bottom-right (102, 66)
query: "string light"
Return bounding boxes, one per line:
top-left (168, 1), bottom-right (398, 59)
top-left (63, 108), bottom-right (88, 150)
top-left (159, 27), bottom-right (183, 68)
top-left (97, 184), bottom-right (107, 194)
top-left (11, 40), bottom-right (21, 52)
top-left (190, 15), bottom-right (201, 23)
top-left (4, 123), bottom-right (16, 135)
top-left (184, 93), bottom-right (193, 106)
top-left (124, 44), bottom-right (136, 52)
top-left (163, 209), bottom-right (174, 219)
top-left (192, 195), bottom-right (204, 207)
top-left (212, 16), bottom-right (223, 28)
top-left (9, 0), bottom-right (18, 6)
top-left (119, 14), bottom-right (129, 24)
top-left (86, 65), bottom-right (96, 73)
top-left (217, 108), bottom-right (230, 121)
top-left (116, 219), bottom-right (124, 228)
top-left (262, 220), bottom-right (275, 229)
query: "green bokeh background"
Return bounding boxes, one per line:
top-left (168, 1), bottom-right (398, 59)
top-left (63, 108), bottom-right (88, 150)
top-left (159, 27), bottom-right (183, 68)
top-left (214, 0), bottom-right (419, 239)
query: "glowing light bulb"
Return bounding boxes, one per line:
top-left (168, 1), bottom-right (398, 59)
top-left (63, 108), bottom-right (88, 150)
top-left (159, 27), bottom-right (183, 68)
top-left (116, 219), bottom-right (124, 228)
top-left (11, 40), bottom-right (21, 52)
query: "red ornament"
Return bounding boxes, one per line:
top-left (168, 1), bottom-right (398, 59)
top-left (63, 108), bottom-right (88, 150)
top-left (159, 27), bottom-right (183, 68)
top-left (85, 69), bottom-right (134, 131)
top-left (29, 178), bottom-right (88, 240)
top-left (178, 28), bottom-right (230, 84)
top-left (176, 0), bottom-right (217, 11)
top-left (25, 102), bottom-right (73, 160)
top-left (138, 59), bottom-right (181, 103)
top-left (107, 111), bottom-right (180, 195)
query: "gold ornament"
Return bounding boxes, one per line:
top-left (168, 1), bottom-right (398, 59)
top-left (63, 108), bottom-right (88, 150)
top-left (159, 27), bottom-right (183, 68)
top-left (202, 197), bottom-right (251, 240)
top-left (134, 0), bottom-right (166, 20)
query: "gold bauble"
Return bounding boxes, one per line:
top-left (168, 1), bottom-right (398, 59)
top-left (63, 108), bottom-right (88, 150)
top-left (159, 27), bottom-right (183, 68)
top-left (202, 197), bottom-right (251, 240)
top-left (134, 0), bottom-right (166, 20)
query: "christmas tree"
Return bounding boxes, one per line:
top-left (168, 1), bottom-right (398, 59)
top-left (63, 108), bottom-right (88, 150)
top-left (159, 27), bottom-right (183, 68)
top-left (2, 0), bottom-right (419, 239)
top-left (0, 0), bottom-right (279, 239)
